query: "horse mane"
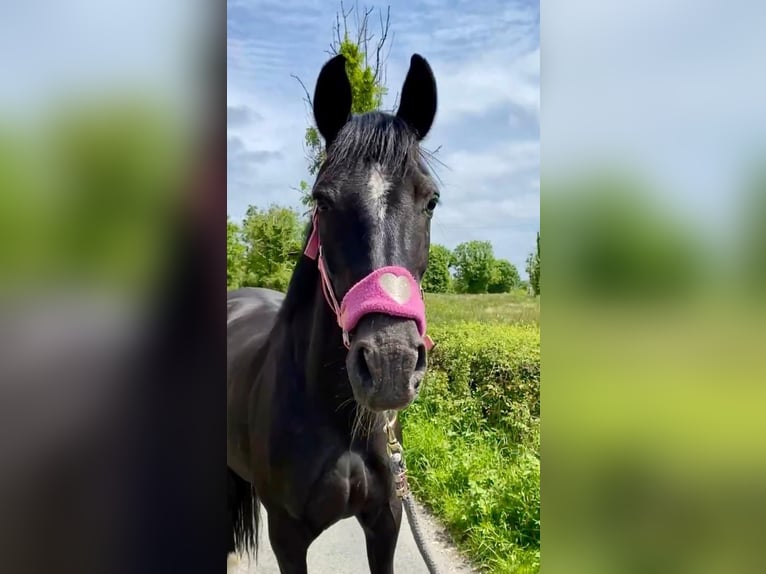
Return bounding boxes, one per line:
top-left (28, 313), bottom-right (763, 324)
top-left (276, 218), bottom-right (319, 322)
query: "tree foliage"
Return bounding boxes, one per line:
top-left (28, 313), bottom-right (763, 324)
top-left (422, 243), bottom-right (452, 293)
top-left (14, 100), bottom-right (182, 289)
top-left (488, 259), bottom-right (521, 293)
top-left (239, 205), bottom-right (305, 292)
top-left (526, 231), bottom-right (540, 295)
top-left (227, 216), bottom-right (246, 289)
top-left (452, 240), bottom-right (496, 294)
top-left (450, 241), bottom-right (521, 294)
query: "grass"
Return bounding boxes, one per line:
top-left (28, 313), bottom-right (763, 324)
top-left (403, 415), bottom-right (540, 573)
top-left (400, 291), bottom-right (541, 573)
top-left (425, 291), bottom-right (540, 327)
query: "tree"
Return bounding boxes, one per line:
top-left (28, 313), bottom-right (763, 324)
top-left (240, 205), bottom-right (305, 292)
top-left (451, 240), bottom-right (495, 294)
top-left (488, 259), bottom-right (520, 293)
top-left (294, 3), bottom-right (392, 205)
top-left (422, 243), bottom-right (452, 293)
top-left (227, 216), bottom-right (246, 289)
top-left (526, 231), bottom-right (540, 295)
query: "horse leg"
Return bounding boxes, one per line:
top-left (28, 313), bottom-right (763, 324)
top-left (357, 497), bottom-right (403, 574)
top-left (267, 509), bottom-right (316, 574)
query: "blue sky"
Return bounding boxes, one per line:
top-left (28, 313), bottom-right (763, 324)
top-left (227, 0), bottom-right (540, 277)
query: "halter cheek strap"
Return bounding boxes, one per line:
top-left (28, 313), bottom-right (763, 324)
top-left (303, 210), bottom-right (434, 351)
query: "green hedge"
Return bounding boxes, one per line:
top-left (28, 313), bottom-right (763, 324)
top-left (401, 322), bottom-right (541, 573)
top-left (426, 322), bottom-right (540, 445)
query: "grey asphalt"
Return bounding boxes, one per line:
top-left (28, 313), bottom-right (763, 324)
top-left (227, 499), bottom-right (476, 574)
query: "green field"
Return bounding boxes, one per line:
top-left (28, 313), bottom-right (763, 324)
top-left (402, 292), bottom-right (541, 573)
top-left (425, 291), bottom-right (540, 326)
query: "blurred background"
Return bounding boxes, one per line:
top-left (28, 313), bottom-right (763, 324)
top-left (542, 1), bottom-right (766, 573)
top-left (0, 2), bottom-right (223, 573)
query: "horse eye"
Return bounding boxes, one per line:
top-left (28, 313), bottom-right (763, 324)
top-left (424, 196), bottom-right (439, 215)
top-left (314, 196), bottom-right (331, 212)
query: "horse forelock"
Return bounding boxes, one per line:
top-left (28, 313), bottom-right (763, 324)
top-left (322, 112), bottom-right (421, 181)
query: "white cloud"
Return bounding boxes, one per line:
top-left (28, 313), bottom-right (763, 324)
top-left (425, 47), bottom-right (539, 128)
top-left (441, 140), bottom-right (539, 189)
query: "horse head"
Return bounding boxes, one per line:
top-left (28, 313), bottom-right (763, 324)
top-left (306, 53), bottom-right (439, 412)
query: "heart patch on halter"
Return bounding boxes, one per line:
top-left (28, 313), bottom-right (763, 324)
top-left (379, 272), bottom-right (412, 305)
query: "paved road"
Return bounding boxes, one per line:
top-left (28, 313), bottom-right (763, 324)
top-left (227, 499), bottom-right (475, 574)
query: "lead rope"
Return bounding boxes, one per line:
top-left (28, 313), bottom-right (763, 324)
top-left (385, 412), bottom-right (441, 574)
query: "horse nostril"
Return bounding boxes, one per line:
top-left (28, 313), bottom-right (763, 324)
top-left (413, 343), bottom-right (427, 390)
top-left (356, 344), bottom-right (373, 387)
top-left (415, 343), bottom-right (427, 373)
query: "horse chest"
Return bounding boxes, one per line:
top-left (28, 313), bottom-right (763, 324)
top-left (302, 448), bottom-right (386, 526)
top-left (264, 427), bottom-right (390, 528)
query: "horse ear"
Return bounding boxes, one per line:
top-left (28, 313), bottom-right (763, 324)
top-left (396, 54), bottom-right (437, 140)
top-left (313, 54), bottom-right (352, 147)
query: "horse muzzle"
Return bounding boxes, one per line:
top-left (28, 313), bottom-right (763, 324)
top-left (346, 313), bottom-right (427, 412)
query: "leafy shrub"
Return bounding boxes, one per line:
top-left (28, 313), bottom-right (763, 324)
top-left (401, 322), bottom-right (541, 573)
top-left (426, 322), bottom-right (540, 446)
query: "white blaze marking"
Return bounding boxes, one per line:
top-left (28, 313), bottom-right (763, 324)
top-left (367, 163), bottom-right (390, 222)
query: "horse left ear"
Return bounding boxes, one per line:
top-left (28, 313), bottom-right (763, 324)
top-left (313, 54), bottom-right (353, 147)
top-left (396, 54), bottom-right (437, 140)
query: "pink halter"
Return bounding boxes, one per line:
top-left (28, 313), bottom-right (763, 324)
top-left (303, 210), bottom-right (434, 351)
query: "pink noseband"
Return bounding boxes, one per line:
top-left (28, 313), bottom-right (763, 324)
top-left (304, 210), bottom-right (434, 351)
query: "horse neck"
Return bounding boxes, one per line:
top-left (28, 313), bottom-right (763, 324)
top-left (277, 255), bottom-right (354, 409)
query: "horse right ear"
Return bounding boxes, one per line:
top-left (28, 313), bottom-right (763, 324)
top-left (313, 55), bottom-right (352, 148)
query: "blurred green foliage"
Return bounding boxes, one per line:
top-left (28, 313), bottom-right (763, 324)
top-left (543, 164), bottom-right (766, 573)
top-left (740, 165), bottom-right (766, 297)
top-left (0, 98), bottom-right (184, 295)
top-left (545, 172), bottom-right (704, 301)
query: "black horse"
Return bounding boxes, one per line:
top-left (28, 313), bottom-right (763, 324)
top-left (227, 53), bottom-right (439, 574)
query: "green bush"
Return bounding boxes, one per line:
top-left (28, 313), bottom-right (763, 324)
top-left (427, 323), bottom-right (540, 445)
top-left (401, 322), bottom-right (541, 573)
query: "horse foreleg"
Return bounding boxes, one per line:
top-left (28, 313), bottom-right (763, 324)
top-left (357, 497), bottom-right (403, 574)
top-left (267, 508), bottom-right (315, 574)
